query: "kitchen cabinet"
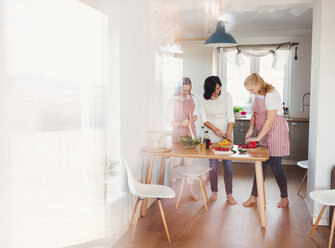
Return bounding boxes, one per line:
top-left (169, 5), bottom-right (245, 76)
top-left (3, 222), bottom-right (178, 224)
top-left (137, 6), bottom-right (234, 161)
top-left (233, 120), bottom-right (250, 144)
top-left (287, 121), bottom-right (309, 161)
top-left (234, 119), bottom-right (309, 161)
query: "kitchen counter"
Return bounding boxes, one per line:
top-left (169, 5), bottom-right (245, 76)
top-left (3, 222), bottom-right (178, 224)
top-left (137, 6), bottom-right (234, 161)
top-left (235, 115), bottom-right (309, 122)
top-left (284, 117), bottom-right (309, 122)
top-left (235, 115), bottom-right (309, 161)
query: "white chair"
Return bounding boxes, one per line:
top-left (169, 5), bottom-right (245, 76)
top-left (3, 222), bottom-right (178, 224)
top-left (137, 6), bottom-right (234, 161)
top-left (175, 166), bottom-right (211, 211)
top-left (123, 157), bottom-right (176, 243)
top-left (309, 189), bottom-right (335, 248)
top-left (297, 160), bottom-right (309, 197)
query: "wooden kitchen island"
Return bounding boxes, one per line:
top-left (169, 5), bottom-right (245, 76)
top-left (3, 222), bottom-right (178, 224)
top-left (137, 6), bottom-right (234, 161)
top-left (141, 144), bottom-right (270, 229)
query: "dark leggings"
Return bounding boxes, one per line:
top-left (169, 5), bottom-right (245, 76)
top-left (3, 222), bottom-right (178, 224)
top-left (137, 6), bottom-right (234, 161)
top-left (251, 156), bottom-right (288, 198)
top-left (209, 159), bottom-right (233, 194)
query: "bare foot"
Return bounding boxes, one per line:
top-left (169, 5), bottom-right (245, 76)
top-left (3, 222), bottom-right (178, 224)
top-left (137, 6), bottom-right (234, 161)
top-left (243, 195), bottom-right (257, 207)
top-left (189, 193), bottom-right (200, 201)
top-left (277, 198), bottom-right (289, 208)
top-left (209, 192), bottom-right (218, 201)
top-left (226, 194), bottom-right (237, 205)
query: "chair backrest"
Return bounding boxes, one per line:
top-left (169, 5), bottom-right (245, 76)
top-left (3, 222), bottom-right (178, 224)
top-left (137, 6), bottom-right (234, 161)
top-left (122, 156), bottom-right (141, 197)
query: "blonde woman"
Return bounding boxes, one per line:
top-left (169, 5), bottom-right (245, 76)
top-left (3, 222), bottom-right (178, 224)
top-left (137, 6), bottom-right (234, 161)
top-left (243, 72), bottom-right (290, 208)
top-left (166, 77), bottom-right (199, 201)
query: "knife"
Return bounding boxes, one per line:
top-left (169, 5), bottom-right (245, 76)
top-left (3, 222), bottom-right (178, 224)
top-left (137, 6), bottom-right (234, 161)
top-left (222, 135), bottom-right (232, 143)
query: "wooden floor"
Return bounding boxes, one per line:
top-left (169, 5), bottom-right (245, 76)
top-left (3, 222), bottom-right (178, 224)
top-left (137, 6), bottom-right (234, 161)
top-left (113, 162), bottom-right (331, 248)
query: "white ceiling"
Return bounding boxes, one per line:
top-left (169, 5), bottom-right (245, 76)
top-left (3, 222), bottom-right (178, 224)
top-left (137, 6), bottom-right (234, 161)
top-left (176, 5), bottom-right (313, 40)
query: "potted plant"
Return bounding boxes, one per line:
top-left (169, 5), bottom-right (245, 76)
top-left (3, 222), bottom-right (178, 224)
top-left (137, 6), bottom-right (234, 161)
top-left (103, 157), bottom-right (121, 200)
top-left (104, 157), bottom-right (120, 178)
top-left (234, 106), bottom-right (244, 117)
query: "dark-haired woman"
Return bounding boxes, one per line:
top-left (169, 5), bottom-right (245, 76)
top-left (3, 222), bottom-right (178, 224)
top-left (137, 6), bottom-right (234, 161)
top-left (166, 77), bottom-right (200, 201)
top-left (243, 72), bottom-right (289, 208)
top-left (199, 76), bottom-right (237, 205)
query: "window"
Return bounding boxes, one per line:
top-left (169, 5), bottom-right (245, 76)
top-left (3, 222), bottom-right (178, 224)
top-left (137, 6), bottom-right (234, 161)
top-left (4, 0), bottom-right (110, 247)
top-left (223, 52), bottom-right (291, 112)
top-left (226, 55), bottom-right (252, 107)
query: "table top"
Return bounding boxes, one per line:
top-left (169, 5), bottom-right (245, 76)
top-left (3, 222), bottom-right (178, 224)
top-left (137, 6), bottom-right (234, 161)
top-left (142, 144), bottom-right (269, 162)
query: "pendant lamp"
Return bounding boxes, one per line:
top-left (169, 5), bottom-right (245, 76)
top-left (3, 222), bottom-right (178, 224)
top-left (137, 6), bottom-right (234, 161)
top-left (204, 20), bottom-right (237, 47)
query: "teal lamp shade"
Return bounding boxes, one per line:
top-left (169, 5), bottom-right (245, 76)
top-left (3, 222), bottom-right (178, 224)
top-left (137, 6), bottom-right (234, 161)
top-left (204, 20), bottom-right (237, 47)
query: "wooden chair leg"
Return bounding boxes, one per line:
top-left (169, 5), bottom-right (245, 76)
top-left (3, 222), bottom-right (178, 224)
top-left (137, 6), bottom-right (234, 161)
top-left (131, 199), bottom-right (142, 242)
top-left (158, 199), bottom-right (171, 243)
top-left (329, 208), bottom-right (335, 248)
top-left (176, 177), bottom-right (185, 210)
top-left (130, 197), bottom-right (140, 227)
top-left (263, 180), bottom-right (266, 207)
top-left (310, 205), bottom-right (327, 237)
top-left (199, 177), bottom-right (208, 211)
top-left (297, 171), bottom-right (308, 196)
top-left (200, 175), bottom-right (208, 202)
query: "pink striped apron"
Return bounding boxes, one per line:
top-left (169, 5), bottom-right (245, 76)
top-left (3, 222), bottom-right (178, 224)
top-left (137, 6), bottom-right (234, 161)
top-left (253, 96), bottom-right (290, 157)
top-left (172, 97), bottom-right (196, 143)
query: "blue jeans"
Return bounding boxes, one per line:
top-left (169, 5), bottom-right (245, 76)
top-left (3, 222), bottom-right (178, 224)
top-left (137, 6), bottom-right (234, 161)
top-left (251, 156), bottom-right (288, 198)
top-left (209, 159), bottom-right (233, 194)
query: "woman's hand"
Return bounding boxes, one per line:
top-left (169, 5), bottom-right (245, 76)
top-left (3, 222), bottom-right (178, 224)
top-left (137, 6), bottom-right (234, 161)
top-left (191, 115), bottom-right (198, 122)
top-left (214, 129), bottom-right (224, 137)
top-left (245, 137), bottom-right (258, 144)
top-left (224, 133), bottom-right (233, 142)
top-left (245, 128), bottom-right (253, 139)
top-left (181, 119), bottom-right (190, 127)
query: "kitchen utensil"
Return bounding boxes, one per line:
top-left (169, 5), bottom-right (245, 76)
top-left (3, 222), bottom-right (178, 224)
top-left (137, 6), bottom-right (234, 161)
top-left (188, 124), bottom-right (196, 140)
top-left (187, 113), bottom-right (195, 140)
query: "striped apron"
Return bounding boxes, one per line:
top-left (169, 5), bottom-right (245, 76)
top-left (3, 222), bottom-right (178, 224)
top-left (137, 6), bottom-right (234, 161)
top-left (172, 97), bottom-right (196, 143)
top-left (253, 96), bottom-right (290, 157)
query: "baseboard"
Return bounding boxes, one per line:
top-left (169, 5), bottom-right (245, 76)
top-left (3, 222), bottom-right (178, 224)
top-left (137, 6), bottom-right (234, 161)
top-left (305, 197), bottom-right (330, 226)
top-left (312, 216), bottom-right (330, 226)
top-left (282, 159), bottom-right (298, 165)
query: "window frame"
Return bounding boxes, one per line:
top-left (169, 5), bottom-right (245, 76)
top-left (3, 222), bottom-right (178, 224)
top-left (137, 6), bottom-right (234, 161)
top-left (220, 51), bottom-right (291, 109)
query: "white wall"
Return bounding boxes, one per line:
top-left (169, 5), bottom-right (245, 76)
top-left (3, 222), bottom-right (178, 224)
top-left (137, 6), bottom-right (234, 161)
top-left (182, 41), bottom-right (213, 96)
top-left (0, 0), bottom-right (11, 246)
top-left (307, 0), bottom-right (335, 225)
top-left (182, 40), bottom-right (213, 133)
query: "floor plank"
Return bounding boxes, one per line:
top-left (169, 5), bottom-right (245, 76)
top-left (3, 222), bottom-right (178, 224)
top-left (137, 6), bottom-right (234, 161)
top-left (113, 162), bottom-right (331, 248)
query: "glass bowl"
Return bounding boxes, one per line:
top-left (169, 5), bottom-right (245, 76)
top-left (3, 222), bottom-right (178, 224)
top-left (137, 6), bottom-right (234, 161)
top-left (178, 136), bottom-right (200, 148)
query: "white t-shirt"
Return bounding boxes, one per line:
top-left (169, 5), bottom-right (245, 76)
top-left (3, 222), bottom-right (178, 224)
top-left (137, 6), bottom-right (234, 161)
top-left (255, 89), bottom-right (284, 115)
top-left (199, 92), bottom-right (235, 142)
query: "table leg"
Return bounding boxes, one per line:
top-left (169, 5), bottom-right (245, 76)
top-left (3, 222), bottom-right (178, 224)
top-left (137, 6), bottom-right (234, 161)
top-left (159, 157), bottom-right (166, 185)
top-left (141, 156), bottom-right (154, 217)
top-left (255, 160), bottom-right (266, 228)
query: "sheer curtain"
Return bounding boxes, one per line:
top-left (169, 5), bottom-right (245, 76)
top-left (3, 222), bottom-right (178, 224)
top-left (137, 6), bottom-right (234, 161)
top-left (2, 0), bottom-right (109, 247)
top-left (223, 43), bottom-right (293, 69)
